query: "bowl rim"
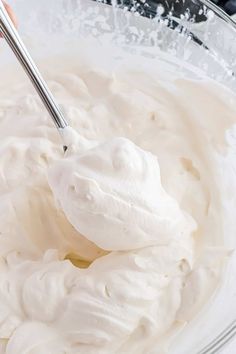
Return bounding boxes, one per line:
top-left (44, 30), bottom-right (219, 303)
top-left (200, 0), bottom-right (236, 29)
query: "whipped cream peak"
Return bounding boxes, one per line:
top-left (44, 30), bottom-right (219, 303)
top-left (48, 137), bottom-right (196, 251)
top-left (59, 126), bottom-right (97, 155)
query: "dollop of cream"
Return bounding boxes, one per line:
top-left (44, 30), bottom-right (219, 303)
top-left (48, 137), bottom-right (196, 251)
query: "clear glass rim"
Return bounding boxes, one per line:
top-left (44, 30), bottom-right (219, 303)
top-left (197, 320), bottom-right (236, 353)
top-left (199, 0), bottom-right (236, 29)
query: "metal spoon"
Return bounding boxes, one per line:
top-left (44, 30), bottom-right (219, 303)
top-left (0, 0), bottom-right (69, 151)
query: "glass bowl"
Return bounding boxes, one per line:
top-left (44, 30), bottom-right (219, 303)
top-left (2, 0), bottom-right (236, 353)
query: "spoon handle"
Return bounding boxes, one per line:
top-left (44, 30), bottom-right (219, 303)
top-left (0, 0), bottom-right (68, 130)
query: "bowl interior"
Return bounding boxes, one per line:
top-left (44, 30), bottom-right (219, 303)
top-left (2, 1), bottom-right (236, 353)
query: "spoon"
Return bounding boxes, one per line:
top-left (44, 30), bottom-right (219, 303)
top-left (0, 0), bottom-right (69, 151)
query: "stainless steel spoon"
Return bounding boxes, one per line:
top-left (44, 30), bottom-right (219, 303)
top-left (0, 0), bottom-right (69, 151)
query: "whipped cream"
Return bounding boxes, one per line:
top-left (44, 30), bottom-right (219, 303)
top-left (0, 44), bottom-right (235, 354)
top-left (48, 136), bottom-right (196, 251)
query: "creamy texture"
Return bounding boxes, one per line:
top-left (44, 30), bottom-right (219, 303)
top-left (0, 48), bottom-right (235, 354)
top-left (48, 136), bottom-right (196, 251)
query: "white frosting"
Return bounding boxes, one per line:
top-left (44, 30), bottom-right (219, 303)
top-left (0, 47), bottom-right (235, 353)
